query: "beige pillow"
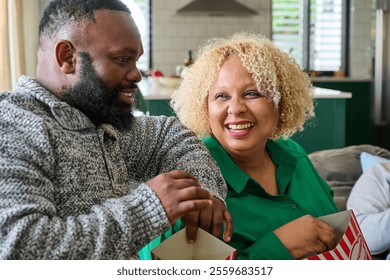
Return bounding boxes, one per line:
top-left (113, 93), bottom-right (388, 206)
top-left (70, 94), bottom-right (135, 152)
top-left (308, 145), bottom-right (390, 211)
top-left (309, 144), bottom-right (390, 183)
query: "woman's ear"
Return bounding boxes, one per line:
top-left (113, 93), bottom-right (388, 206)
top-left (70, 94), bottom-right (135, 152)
top-left (55, 40), bottom-right (76, 74)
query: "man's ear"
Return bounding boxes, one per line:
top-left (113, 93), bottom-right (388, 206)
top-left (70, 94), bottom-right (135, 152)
top-left (55, 40), bottom-right (76, 74)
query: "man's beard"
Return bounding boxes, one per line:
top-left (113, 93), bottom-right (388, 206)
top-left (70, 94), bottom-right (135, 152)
top-left (60, 52), bottom-right (134, 131)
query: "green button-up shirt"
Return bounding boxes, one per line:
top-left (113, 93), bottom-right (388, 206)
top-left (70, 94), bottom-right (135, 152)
top-left (203, 135), bottom-right (338, 260)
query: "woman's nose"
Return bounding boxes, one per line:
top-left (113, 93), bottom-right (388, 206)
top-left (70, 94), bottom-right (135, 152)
top-left (227, 97), bottom-right (247, 115)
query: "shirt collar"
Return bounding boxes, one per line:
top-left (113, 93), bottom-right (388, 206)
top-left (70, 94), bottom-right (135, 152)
top-left (16, 76), bottom-right (97, 131)
top-left (266, 139), bottom-right (297, 194)
top-left (202, 135), bottom-right (297, 194)
top-left (203, 135), bottom-right (250, 193)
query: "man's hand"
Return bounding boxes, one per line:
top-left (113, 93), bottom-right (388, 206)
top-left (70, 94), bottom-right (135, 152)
top-left (183, 196), bottom-right (233, 243)
top-left (146, 170), bottom-right (213, 224)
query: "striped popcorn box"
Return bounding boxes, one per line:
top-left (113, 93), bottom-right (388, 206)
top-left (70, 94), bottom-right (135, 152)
top-left (151, 227), bottom-right (236, 260)
top-left (305, 210), bottom-right (372, 260)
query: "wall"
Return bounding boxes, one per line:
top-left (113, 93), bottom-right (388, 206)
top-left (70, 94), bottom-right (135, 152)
top-left (39, 0), bottom-right (50, 15)
top-left (35, 0), bottom-right (374, 80)
top-left (349, 0), bottom-right (374, 78)
top-left (151, 0), bottom-right (374, 79)
top-left (22, 0), bottom-right (41, 78)
top-left (151, 0), bottom-right (272, 76)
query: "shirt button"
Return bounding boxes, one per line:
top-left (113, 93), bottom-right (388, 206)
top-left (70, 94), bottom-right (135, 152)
top-left (291, 204), bottom-right (297, 210)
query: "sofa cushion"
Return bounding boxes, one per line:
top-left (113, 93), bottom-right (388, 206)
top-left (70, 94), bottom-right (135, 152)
top-left (308, 144), bottom-right (390, 211)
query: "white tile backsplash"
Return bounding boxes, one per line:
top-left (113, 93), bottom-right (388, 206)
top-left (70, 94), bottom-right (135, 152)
top-left (152, 0), bottom-right (271, 76)
top-left (151, 0), bottom-right (373, 79)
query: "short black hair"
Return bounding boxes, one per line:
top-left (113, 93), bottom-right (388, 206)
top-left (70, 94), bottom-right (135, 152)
top-left (39, 0), bottom-right (130, 42)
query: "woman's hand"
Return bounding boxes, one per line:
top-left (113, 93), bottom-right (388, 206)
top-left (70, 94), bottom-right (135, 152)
top-left (273, 215), bottom-right (337, 259)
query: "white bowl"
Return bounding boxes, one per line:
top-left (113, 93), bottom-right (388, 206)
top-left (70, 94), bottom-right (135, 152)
top-left (159, 77), bottom-right (181, 88)
top-left (150, 76), bottom-right (161, 86)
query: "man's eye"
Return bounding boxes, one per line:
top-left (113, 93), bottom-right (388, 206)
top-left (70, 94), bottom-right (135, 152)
top-left (118, 57), bottom-right (130, 63)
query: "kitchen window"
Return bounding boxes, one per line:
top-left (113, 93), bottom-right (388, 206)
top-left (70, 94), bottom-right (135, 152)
top-left (272, 0), bottom-right (348, 75)
top-left (122, 0), bottom-right (151, 71)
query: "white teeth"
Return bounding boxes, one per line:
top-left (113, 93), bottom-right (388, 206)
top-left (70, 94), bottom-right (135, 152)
top-left (228, 123), bottom-right (254, 130)
top-left (120, 92), bottom-right (133, 98)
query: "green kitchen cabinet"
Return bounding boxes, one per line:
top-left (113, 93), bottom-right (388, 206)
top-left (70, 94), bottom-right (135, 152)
top-left (291, 98), bottom-right (348, 154)
top-left (147, 99), bottom-right (175, 117)
top-left (312, 79), bottom-right (373, 147)
top-left (141, 79), bottom-right (374, 153)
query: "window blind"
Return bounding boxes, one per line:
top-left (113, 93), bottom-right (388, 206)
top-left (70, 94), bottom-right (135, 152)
top-left (272, 0), bottom-right (344, 72)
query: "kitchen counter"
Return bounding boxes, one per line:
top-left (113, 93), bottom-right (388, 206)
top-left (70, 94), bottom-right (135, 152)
top-left (137, 77), bottom-right (352, 153)
top-left (310, 76), bottom-right (372, 83)
top-left (138, 77), bottom-right (175, 100)
top-left (313, 87), bottom-right (352, 99)
top-left (138, 77), bottom-right (352, 100)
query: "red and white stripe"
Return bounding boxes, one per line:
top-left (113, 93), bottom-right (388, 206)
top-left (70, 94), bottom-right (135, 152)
top-left (307, 211), bottom-right (372, 260)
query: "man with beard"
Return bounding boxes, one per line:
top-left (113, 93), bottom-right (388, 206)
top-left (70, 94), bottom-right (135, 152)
top-left (0, 0), bottom-right (232, 259)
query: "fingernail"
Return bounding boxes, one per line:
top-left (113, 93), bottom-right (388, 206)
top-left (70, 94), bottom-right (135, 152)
top-left (188, 239), bottom-right (195, 244)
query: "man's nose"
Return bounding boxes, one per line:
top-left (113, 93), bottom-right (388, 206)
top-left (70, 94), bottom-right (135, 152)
top-left (127, 67), bottom-right (142, 83)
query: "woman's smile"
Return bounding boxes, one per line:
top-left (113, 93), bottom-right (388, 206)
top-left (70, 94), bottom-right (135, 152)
top-left (225, 122), bottom-right (255, 138)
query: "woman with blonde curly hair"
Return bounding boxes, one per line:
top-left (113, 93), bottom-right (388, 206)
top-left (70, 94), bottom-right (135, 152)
top-left (170, 32), bottom-right (339, 260)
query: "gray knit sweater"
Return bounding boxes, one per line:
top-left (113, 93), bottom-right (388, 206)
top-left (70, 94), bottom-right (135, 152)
top-left (0, 76), bottom-right (226, 260)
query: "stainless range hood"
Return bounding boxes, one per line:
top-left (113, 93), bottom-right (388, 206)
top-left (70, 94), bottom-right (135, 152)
top-left (176, 0), bottom-right (258, 17)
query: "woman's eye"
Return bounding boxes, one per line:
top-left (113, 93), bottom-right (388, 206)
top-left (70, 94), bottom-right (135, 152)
top-left (214, 92), bottom-right (229, 100)
top-left (246, 90), bottom-right (264, 98)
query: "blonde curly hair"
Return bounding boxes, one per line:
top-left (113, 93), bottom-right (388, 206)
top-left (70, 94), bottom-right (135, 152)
top-left (170, 32), bottom-right (314, 140)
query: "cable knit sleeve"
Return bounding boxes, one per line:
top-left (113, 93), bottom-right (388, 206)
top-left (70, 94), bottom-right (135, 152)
top-left (122, 116), bottom-right (227, 203)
